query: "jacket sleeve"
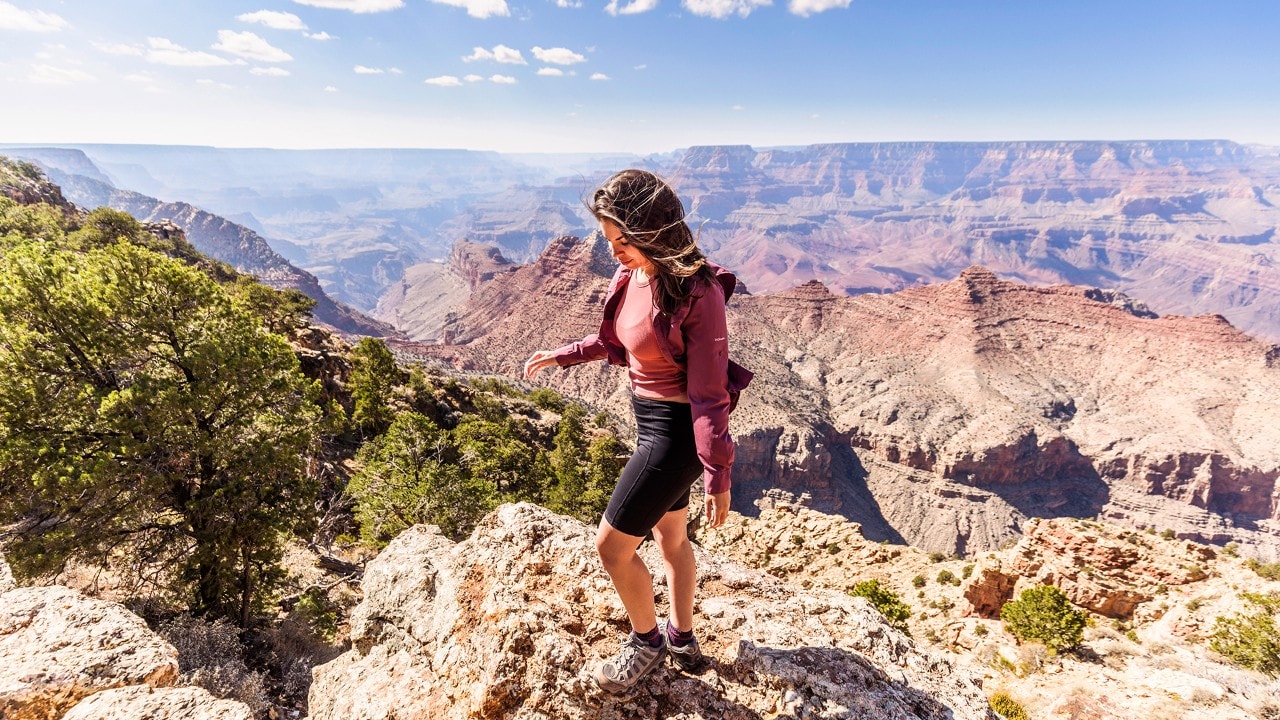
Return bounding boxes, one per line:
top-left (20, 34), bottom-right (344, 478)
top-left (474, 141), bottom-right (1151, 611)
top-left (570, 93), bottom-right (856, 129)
top-left (552, 334), bottom-right (609, 366)
top-left (683, 281), bottom-right (735, 494)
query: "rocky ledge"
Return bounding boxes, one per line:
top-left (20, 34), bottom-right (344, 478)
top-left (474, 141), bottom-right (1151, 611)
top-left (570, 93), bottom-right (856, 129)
top-left (309, 503), bottom-right (996, 720)
top-left (0, 573), bottom-right (252, 720)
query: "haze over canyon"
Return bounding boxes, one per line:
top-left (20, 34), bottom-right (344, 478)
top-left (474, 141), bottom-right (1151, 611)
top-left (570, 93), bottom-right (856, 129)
top-left (6, 140), bottom-right (1280, 561)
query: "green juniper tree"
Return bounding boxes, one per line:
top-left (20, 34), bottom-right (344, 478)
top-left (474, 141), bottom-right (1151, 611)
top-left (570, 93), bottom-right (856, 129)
top-left (347, 412), bottom-right (494, 542)
top-left (1000, 585), bottom-right (1086, 652)
top-left (546, 404), bottom-right (589, 518)
top-left (0, 213), bottom-right (320, 626)
top-left (348, 337), bottom-right (400, 436)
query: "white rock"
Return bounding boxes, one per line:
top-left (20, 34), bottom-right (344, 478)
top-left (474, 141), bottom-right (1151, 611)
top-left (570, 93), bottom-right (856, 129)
top-left (311, 503), bottom-right (995, 720)
top-left (62, 685), bottom-right (253, 720)
top-left (0, 585), bottom-right (179, 719)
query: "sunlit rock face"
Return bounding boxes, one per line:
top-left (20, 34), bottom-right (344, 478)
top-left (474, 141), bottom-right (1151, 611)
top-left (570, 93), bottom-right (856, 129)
top-left (309, 503), bottom-right (995, 720)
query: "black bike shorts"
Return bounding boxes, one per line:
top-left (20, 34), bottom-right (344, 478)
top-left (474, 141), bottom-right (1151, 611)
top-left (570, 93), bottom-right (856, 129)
top-left (603, 395), bottom-right (704, 537)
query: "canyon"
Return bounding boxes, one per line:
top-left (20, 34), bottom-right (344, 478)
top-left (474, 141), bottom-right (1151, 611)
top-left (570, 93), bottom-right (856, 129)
top-left (410, 231), bottom-right (1280, 559)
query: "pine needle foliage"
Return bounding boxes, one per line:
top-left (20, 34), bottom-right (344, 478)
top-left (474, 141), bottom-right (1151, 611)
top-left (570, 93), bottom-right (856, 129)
top-left (1000, 585), bottom-right (1086, 652)
top-left (0, 199), bottom-right (321, 625)
top-left (850, 579), bottom-right (912, 635)
top-left (1210, 592), bottom-right (1280, 677)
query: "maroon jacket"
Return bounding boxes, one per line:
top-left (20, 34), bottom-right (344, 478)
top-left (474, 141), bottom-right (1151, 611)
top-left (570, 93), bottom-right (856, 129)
top-left (551, 263), bottom-right (752, 494)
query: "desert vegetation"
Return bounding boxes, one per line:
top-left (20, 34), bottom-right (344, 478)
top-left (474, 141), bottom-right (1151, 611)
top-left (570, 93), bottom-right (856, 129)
top-left (0, 164), bottom-right (628, 716)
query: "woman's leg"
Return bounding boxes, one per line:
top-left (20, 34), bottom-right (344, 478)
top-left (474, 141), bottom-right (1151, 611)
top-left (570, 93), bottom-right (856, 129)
top-left (595, 518), bottom-right (658, 633)
top-left (650, 507), bottom-right (696, 632)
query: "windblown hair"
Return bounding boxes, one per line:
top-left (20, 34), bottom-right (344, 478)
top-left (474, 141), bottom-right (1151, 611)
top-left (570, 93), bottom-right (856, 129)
top-left (591, 169), bottom-right (715, 316)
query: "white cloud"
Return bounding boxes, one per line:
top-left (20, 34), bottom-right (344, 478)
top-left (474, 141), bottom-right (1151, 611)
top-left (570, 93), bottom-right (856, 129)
top-left (251, 66), bottom-right (291, 76)
top-left (590, 72), bottom-right (609, 80)
top-left (147, 37), bottom-right (234, 67)
top-left (237, 10), bottom-right (308, 30)
top-left (490, 74), bottom-right (517, 84)
top-left (732, 104), bottom-right (744, 111)
top-left (92, 42), bottom-right (143, 56)
top-left (28, 64), bottom-right (93, 84)
top-left (124, 72), bottom-right (155, 83)
top-left (425, 75), bottom-right (462, 87)
top-left (0, 2), bottom-right (67, 32)
top-left (389, 67), bottom-right (403, 74)
top-left (196, 78), bottom-right (235, 90)
top-left (604, 0), bottom-right (658, 15)
top-left (354, 64), bottom-right (385, 74)
top-left (293, 0), bottom-right (404, 12)
top-left (531, 46), bottom-right (584, 65)
top-left (463, 74), bottom-right (484, 82)
top-left (633, 63), bottom-right (647, 70)
top-left (213, 30), bottom-right (293, 62)
top-left (554, 0), bottom-right (582, 6)
top-left (428, 0), bottom-right (509, 18)
top-left (463, 44), bottom-right (526, 64)
top-left (682, 0), bottom-right (770, 18)
top-left (306, 31), bottom-right (336, 40)
top-left (787, 0), bottom-right (849, 15)
top-left (537, 67), bottom-right (564, 76)
top-left (324, 85), bottom-right (339, 92)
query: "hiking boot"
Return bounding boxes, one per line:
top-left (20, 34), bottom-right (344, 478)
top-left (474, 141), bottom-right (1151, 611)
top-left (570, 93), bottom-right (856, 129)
top-left (594, 631), bottom-right (666, 694)
top-left (665, 620), bottom-right (709, 673)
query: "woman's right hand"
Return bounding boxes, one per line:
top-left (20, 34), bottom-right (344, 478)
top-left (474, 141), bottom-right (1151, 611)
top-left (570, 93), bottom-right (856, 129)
top-left (523, 350), bottom-right (557, 380)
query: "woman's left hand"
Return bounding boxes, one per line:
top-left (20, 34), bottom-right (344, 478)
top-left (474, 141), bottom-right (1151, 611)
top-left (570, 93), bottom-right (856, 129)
top-left (705, 490), bottom-right (731, 528)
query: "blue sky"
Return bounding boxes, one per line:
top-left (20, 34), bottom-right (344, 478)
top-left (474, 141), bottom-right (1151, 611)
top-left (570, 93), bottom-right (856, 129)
top-left (2, 0), bottom-right (1278, 152)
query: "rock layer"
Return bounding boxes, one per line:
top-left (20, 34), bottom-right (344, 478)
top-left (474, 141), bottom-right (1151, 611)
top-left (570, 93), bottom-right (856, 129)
top-left (962, 518), bottom-right (1216, 619)
top-left (310, 503), bottom-right (995, 720)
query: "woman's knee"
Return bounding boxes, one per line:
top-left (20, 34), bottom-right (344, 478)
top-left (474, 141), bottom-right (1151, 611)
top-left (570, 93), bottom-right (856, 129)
top-left (652, 526), bottom-right (691, 557)
top-left (596, 522), bottom-right (640, 568)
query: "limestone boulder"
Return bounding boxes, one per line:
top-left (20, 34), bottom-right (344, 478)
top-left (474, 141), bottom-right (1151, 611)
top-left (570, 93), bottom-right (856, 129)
top-left (62, 686), bottom-right (253, 720)
top-left (311, 502), bottom-right (995, 720)
top-left (0, 585), bottom-right (179, 720)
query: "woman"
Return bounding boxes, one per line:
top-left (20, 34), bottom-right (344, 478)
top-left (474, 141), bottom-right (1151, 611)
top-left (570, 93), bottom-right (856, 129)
top-left (524, 169), bottom-right (751, 693)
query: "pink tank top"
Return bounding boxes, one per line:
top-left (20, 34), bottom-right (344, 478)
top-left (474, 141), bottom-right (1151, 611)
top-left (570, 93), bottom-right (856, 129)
top-left (614, 273), bottom-right (689, 402)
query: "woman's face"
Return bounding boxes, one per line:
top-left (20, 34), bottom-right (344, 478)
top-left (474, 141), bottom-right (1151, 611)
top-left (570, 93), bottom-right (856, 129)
top-left (601, 220), bottom-right (654, 273)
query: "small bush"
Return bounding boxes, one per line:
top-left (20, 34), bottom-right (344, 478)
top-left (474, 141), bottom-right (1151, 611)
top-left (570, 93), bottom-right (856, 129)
top-left (1247, 559), bottom-right (1280, 581)
top-left (913, 574), bottom-right (927, 588)
top-left (937, 569), bottom-right (960, 586)
top-left (527, 387), bottom-right (567, 412)
top-left (974, 623), bottom-right (989, 637)
top-left (1223, 542), bottom-right (1239, 558)
top-left (1000, 585), bottom-right (1086, 652)
top-left (962, 563), bottom-right (974, 580)
top-left (159, 615), bottom-right (270, 717)
top-left (1210, 592), bottom-right (1280, 676)
top-left (850, 579), bottom-right (912, 635)
top-left (928, 551), bottom-right (947, 563)
top-left (1125, 629), bottom-right (1140, 643)
top-left (1161, 528), bottom-right (1177, 540)
top-left (1187, 597), bottom-right (1205, 612)
top-left (989, 692), bottom-right (1031, 720)
top-left (294, 587), bottom-right (339, 641)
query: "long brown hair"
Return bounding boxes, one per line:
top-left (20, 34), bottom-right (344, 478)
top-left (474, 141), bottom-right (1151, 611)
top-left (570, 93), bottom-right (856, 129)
top-left (591, 169), bottom-right (714, 316)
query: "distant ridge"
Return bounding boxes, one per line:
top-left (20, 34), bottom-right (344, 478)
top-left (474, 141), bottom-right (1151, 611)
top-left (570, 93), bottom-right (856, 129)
top-left (5, 148), bottom-right (396, 338)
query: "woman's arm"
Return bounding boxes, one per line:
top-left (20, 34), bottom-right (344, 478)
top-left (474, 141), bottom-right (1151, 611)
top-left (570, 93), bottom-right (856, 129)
top-left (683, 281), bottom-right (735, 496)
